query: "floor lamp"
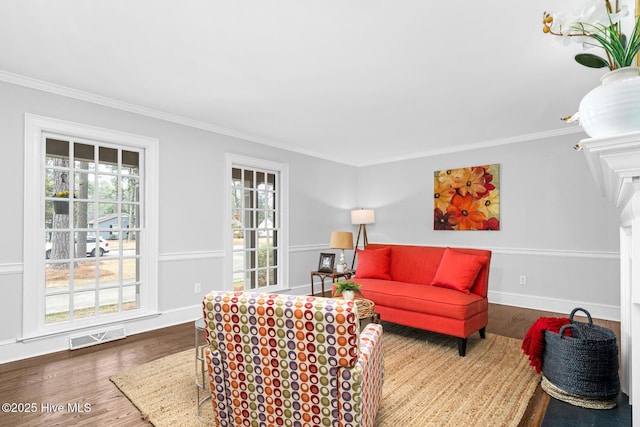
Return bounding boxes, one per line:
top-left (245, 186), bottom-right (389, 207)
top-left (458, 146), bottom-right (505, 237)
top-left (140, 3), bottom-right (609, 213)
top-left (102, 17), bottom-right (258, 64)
top-left (350, 209), bottom-right (375, 269)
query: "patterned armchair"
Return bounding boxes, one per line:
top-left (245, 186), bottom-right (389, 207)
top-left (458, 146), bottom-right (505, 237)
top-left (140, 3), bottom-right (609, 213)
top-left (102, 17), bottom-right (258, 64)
top-left (202, 291), bottom-right (384, 427)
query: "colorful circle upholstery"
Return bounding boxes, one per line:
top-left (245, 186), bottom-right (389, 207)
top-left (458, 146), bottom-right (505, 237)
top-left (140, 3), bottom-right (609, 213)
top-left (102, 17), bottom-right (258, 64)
top-left (202, 291), bottom-right (384, 427)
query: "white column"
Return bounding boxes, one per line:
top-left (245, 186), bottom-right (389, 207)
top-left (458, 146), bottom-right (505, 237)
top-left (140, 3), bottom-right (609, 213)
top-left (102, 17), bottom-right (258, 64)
top-left (580, 131), bottom-right (640, 422)
top-left (626, 187), bottom-right (640, 424)
top-left (620, 225), bottom-right (631, 396)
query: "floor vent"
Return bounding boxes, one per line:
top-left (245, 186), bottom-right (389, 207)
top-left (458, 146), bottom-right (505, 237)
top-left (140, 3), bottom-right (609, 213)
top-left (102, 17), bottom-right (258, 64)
top-left (69, 326), bottom-right (126, 350)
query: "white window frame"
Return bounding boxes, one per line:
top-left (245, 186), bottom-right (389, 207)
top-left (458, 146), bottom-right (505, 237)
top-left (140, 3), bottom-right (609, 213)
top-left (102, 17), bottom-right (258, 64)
top-left (22, 114), bottom-right (159, 339)
top-left (224, 154), bottom-right (289, 292)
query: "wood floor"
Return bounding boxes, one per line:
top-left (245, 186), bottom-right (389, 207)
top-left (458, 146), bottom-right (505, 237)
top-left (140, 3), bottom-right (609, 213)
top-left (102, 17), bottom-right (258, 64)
top-left (0, 303), bottom-right (621, 427)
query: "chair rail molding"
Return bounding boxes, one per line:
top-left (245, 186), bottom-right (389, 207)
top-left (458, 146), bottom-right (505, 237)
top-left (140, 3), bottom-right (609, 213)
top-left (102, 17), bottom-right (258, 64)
top-left (580, 131), bottom-right (640, 422)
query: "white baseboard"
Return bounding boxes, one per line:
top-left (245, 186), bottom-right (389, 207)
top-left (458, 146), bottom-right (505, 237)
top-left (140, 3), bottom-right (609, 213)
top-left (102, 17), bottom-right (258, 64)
top-left (0, 304), bottom-right (202, 364)
top-left (488, 290), bottom-right (620, 321)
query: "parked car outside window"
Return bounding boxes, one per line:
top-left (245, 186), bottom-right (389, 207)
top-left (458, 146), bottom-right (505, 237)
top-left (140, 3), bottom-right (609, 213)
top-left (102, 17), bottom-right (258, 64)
top-left (45, 237), bottom-right (110, 259)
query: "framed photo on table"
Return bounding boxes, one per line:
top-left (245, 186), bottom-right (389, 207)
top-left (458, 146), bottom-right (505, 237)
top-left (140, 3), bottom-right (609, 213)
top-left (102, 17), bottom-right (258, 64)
top-left (318, 253), bottom-right (335, 273)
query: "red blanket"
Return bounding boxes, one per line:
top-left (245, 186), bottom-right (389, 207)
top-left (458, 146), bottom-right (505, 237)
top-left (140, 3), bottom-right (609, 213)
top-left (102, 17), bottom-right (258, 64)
top-left (521, 317), bottom-right (571, 374)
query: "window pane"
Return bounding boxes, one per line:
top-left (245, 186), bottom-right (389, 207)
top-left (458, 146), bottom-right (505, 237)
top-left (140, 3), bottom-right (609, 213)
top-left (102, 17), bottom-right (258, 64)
top-left (74, 201), bottom-right (95, 230)
top-left (48, 231), bottom-right (73, 260)
top-left (46, 262), bottom-right (70, 292)
top-left (74, 143), bottom-right (95, 168)
top-left (257, 191), bottom-right (266, 209)
top-left (129, 229), bottom-right (141, 249)
top-left (52, 198), bottom-right (70, 218)
top-left (74, 261), bottom-right (97, 286)
top-left (98, 146), bottom-right (118, 173)
top-left (74, 171), bottom-right (92, 199)
top-left (243, 170), bottom-right (254, 187)
top-left (122, 150), bottom-right (140, 175)
top-left (232, 187), bottom-right (242, 209)
top-left (233, 275), bottom-right (244, 291)
top-left (46, 138), bottom-right (70, 161)
top-left (121, 204), bottom-right (138, 229)
top-left (99, 259), bottom-right (121, 286)
top-left (121, 176), bottom-right (139, 202)
top-left (258, 249), bottom-right (268, 269)
top-left (244, 190), bottom-right (254, 210)
top-left (122, 285), bottom-right (140, 311)
top-left (244, 210), bottom-right (255, 228)
top-left (46, 294), bottom-right (69, 324)
top-left (246, 271), bottom-right (256, 290)
top-left (97, 203), bottom-right (118, 219)
top-left (123, 258), bottom-right (139, 285)
top-left (73, 291), bottom-right (96, 319)
top-left (232, 168), bottom-right (242, 181)
top-left (232, 210), bottom-right (242, 229)
top-left (99, 288), bottom-right (120, 314)
top-left (98, 174), bottom-right (118, 201)
top-left (245, 230), bottom-right (256, 248)
top-left (245, 249), bottom-right (256, 270)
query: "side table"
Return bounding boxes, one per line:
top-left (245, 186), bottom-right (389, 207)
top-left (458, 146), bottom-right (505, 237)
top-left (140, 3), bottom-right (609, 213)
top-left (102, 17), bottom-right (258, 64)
top-left (335, 297), bottom-right (381, 328)
top-left (195, 317), bottom-right (213, 424)
top-left (310, 270), bottom-right (354, 296)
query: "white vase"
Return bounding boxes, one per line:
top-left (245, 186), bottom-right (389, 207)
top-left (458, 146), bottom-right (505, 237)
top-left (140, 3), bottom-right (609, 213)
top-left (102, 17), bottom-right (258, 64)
top-left (342, 290), bottom-right (355, 300)
top-left (579, 67), bottom-right (640, 138)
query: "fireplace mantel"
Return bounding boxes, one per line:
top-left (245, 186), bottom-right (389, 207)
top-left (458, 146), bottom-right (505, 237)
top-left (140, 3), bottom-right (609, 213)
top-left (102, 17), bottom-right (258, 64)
top-left (580, 131), bottom-right (640, 421)
top-left (581, 132), bottom-right (640, 209)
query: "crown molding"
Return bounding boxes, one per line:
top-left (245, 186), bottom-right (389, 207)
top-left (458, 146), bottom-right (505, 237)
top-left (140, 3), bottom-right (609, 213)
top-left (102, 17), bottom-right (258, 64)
top-left (354, 127), bottom-right (584, 167)
top-left (0, 70), bottom-right (341, 162)
top-left (1, 69), bottom-right (584, 167)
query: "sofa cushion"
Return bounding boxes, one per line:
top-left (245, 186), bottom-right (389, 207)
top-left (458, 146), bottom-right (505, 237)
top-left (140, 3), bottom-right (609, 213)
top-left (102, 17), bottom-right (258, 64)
top-left (386, 245), bottom-right (444, 285)
top-left (431, 248), bottom-right (488, 294)
top-left (357, 278), bottom-right (487, 321)
top-left (354, 247), bottom-right (392, 280)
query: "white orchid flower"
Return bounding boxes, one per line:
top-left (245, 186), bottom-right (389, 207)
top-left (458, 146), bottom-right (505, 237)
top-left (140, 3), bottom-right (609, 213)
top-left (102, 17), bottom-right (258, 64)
top-left (542, 0), bottom-right (640, 70)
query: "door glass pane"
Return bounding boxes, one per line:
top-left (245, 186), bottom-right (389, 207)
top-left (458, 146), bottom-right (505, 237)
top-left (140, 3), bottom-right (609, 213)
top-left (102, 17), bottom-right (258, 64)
top-left (232, 165), bottom-right (280, 291)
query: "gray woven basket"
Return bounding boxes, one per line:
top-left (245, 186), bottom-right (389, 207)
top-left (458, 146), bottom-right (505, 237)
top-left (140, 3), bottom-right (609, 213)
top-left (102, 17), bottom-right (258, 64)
top-left (542, 308), bottom-right (619, 400)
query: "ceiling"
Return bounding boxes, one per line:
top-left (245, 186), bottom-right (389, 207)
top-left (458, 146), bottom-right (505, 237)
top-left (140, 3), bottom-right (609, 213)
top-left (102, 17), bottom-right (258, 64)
top-left (0, 0), bottom-right (607, 166)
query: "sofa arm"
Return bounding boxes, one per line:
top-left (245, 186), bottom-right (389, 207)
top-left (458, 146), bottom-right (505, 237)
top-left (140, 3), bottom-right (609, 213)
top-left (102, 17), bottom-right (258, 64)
top-left (338, 323), bottom-right (384, 427)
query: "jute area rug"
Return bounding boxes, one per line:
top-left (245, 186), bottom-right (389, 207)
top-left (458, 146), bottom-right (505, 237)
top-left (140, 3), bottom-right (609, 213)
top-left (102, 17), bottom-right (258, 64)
top-left (110, 323), bottom-right (538, 427)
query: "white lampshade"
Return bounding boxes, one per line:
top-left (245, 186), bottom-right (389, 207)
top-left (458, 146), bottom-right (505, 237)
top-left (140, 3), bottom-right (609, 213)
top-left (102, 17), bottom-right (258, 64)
top-left (351, 209), bottom-right (375, 225)
top-left (329, 231), bottom-right (354, 250)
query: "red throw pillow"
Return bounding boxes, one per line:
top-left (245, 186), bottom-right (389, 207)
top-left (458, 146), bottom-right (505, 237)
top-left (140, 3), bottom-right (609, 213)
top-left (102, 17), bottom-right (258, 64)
top-left (431, 248), bottom-right (487, 294)
top-left (354, 247), bottom-right (392, 280)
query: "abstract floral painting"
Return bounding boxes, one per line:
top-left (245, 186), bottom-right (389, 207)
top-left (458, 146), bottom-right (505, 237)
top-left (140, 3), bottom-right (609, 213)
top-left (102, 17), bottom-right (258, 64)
top-left (434, 164), bottom-right (500, 231)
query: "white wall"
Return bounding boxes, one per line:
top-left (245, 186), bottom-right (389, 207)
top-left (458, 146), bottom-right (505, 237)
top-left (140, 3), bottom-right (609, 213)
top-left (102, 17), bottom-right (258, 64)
top-left (355, 134), bottom-right (621, 320)
top-left (0, 80), bottom-right (356, 362)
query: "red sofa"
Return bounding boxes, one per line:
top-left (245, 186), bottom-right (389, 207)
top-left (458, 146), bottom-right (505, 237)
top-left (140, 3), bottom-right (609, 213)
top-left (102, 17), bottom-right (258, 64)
top-left (340, 243), bottom-right (492, 356)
